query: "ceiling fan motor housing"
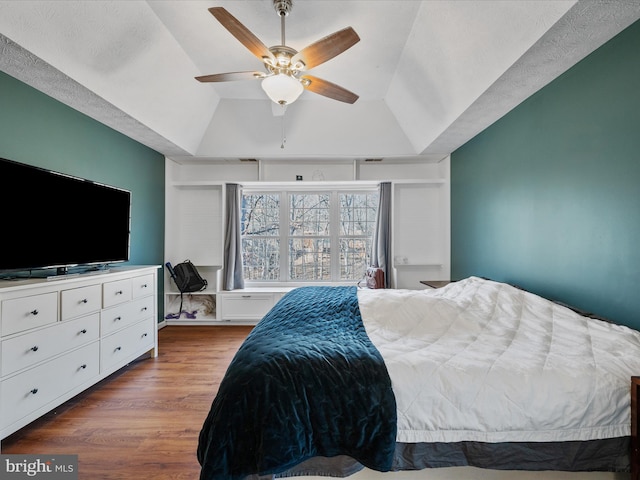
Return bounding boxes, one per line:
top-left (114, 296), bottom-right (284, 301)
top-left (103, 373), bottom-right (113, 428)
top-left (267, 45), bottom-right (301, 73)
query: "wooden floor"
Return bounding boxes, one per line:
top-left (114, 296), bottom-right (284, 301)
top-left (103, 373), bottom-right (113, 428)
top-left (1, 325), bottom-right (252, 479)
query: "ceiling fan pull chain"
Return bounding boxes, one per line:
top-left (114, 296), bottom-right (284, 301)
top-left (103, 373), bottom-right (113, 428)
top-left (281, 106), bottom-right (287, 149)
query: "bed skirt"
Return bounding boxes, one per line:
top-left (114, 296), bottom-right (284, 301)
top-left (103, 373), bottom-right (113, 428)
top-left (253, 437), bottom-right (630, 478)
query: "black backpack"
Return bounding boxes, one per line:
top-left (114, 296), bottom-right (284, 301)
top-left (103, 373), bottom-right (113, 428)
top-left (167, 260), bottom-right (207, 293)
top-left (165, 260), bottom-right (207, 318)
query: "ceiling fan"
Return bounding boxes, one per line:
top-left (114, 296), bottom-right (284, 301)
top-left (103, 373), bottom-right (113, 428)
top-left (195, 0), bottom-right (360, 105)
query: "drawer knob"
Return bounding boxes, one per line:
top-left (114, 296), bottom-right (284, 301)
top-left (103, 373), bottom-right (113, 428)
top-left (116, 290), bottom-right (123, 295)
top-left (115, 346), bottom-right (122, 352)
top-left (141, 307), bottom-right (148, 312)
top-left (114, 316), bottom-right (122, 322)
top-left (80, 364), bottom-right (87, 370)
top-left (30, 309), bottom-right (39, 316)
top-left (142, 333), bottom-right (148, 337)
top-left (80, 298), bottom-right (88, 304)
top-left (80, 329), bottom-right (87, 334)
top-left (31, 346), bottom-right (39, 352)
top-left (31, 388), bottom-right (39, 395)
top-left (142, 284), bottom-right (148, 288)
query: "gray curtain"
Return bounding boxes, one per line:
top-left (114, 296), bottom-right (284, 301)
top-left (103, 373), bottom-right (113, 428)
top-left (223, 183), bottom-right (244, 290)
top-left (371, 182), bottom-right (392, 288)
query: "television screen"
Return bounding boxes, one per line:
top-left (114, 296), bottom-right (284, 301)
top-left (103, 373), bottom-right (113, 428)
top-left (0, 157), bottom-right (131, 274)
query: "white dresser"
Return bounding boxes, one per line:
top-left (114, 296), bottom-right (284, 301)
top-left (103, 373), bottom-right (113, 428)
top-left (0, 265), bottom-right (159, 443)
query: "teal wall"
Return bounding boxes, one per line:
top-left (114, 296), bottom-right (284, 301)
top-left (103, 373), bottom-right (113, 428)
top-left (0, 71), bottom-right (165, 320)
top-left (451, 20), bottom-right (640, 329)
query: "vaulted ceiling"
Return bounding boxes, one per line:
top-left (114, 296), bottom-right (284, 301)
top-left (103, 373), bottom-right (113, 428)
top-left (1, 1), bottom-right (639, 162)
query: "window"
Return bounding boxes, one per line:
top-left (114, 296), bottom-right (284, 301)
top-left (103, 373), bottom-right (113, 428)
top-left (241, 188), bottom-right (378, 283)
top-left (241, 194), bottom-right (280, 281)
top-left (339, 192), bottom-right (379, 280)
top-left (289, 193), bottom-right (331, 281)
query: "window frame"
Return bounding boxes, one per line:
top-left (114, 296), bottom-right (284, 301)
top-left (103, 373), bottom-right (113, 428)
top-left (241, 182), bottom-right (379, 286)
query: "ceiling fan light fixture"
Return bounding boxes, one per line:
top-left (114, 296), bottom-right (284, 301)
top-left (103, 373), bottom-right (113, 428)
top-left (261, 73), bottom-right (304, 105)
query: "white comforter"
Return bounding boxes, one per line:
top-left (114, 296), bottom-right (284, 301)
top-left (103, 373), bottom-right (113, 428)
top-left (358, 276), bottom-right (640, 443)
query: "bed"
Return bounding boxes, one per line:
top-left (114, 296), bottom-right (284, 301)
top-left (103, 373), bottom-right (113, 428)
top-left (197, 276), bottom-right (640, 479)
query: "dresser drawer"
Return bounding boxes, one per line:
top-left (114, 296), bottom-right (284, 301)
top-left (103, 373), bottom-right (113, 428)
top-left (101, 317), bottom-right (155, 372)
top-left (1, 313), bottom-right (100, 377)
top-left (103, 278), bottom-right (132, 308)
top-left (100, 296), bottom-right (154, 336)
top-left (1, 292), bottom-right (57, 336)
top-left (1, 341), bottom-right (99, 430)
top-left (131, 274), bottom-right (154, 299)
top-left (220, 293), bottom-right (274, 321)
top-left (61, 284), bottom-right (101, 320)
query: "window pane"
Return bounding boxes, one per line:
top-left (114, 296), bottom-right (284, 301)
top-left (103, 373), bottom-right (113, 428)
top-left (340, 193), bottom-right (379, 236)
top-left (339, 192), bottom-right (378, 280)
top-left (289, 238), bottom-right (331, 281)
top-left (289, 194), bottom-right (330, 236)
top-left (242, 194), bottom-right (279, 236)
top-left (242, 238), bottom-right (280, 280)
top-left (340, 238), bottom-right (371, 280)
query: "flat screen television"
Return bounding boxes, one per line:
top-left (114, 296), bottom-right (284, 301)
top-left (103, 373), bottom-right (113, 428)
top-left (0, 157), bottom-right (131, 277)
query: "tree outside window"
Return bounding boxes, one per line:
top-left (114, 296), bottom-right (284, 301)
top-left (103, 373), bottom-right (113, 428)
top-left (241, 193), bottom-right (280, 281)
top-left (241, 189), bottom-right (378, 282)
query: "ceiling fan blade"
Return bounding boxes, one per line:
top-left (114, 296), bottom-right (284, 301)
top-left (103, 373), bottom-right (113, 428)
top-left (208, 7), bottom-right (275, 64)
top-left (291, 27), bottom-right (360, 70)
top-left (195, 71), bottom-right (265, 83)
top-left (301, 75), bottom-right (359, 104)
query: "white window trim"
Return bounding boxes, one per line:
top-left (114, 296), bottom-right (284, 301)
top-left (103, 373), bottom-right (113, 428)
top-left (241, 181), bottom-right (379, 192)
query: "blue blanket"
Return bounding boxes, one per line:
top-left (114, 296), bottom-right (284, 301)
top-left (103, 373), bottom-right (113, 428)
top-left (198, 286), bottom-right (397, 479)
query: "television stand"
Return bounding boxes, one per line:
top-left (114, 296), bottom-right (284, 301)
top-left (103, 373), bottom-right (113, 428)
top-left (46, 266), bottom-right (111, 281)
top-left (46, 272), bottom-right (81, 281)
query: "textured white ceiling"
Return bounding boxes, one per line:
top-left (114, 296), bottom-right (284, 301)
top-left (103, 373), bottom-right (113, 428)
top-left (0, 1), bottom-right (639, 161)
